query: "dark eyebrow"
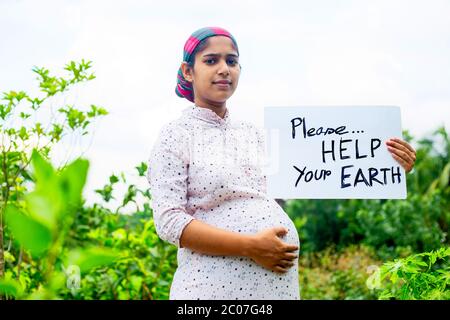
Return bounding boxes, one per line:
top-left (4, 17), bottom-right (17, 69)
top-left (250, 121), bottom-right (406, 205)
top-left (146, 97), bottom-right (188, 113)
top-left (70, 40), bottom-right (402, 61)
top-left (202, 53), bottom-right (239, 58)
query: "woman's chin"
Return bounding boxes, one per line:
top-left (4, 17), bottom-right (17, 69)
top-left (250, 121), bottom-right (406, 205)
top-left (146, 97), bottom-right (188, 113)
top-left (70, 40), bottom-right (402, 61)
top-left (208, 94), bottom-right (233, 104)
top-left (218, 90), bottom-right (235, 99)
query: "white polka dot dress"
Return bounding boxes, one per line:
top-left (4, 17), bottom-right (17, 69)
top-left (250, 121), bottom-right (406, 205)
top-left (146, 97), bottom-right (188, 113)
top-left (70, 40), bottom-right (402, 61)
top-left (147, 105), bottom-right (300, 300)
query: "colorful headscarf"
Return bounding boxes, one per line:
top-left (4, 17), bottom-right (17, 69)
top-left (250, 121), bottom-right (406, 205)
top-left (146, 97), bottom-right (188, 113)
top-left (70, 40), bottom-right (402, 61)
top-left (175, 27), bottom-right (239, 102)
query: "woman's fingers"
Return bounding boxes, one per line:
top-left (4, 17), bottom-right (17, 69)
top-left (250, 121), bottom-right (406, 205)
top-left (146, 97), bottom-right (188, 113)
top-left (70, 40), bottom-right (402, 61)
top-left (386, 139), bottom-right (416, 160)
top-left (387, 145), bottom-right (413, 165)
top-left (284, 243), bottom-right (299, 252)
top-left (390, 150), bottom-right (414, 172)
top-left (389, 138), bottom-right (416, 154)
top-left (385, 138), bottom-right (416, 172)
top-left (273, 266), bottom-right (289, 273)
top-left (274, 259), bottom-right (296, 273)
top-left (284, 253), bottom-right (298, 261)
top-left (390, 153), bottom-right (409, 171)
top-left (279, 259), bottom-right (295, 267)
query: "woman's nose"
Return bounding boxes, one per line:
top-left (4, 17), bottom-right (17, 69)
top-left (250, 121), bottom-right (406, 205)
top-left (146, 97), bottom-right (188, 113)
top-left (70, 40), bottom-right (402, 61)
top-left (217, 60), bottom-right (230, 75)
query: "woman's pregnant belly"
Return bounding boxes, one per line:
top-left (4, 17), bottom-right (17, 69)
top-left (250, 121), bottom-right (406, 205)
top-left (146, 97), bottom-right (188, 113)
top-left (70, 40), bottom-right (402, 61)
top-left (192, 197), bottom-right (299, 248)
top-left (171, 197), bottom-right (301, 299)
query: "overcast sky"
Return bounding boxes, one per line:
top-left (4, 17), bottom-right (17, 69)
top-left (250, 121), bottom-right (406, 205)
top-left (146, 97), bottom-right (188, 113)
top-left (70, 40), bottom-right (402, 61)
top-left (1, 0), bottom-right (449, 211)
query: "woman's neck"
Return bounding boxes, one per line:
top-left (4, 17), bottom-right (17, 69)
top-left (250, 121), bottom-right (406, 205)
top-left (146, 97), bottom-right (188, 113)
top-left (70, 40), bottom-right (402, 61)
top-left (194, 101), bottom-right (227, 119)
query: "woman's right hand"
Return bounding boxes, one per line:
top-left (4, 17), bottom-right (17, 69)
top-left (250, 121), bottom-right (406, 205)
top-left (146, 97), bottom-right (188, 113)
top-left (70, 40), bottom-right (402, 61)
top-left (246, 227), bottom-right (299, 274)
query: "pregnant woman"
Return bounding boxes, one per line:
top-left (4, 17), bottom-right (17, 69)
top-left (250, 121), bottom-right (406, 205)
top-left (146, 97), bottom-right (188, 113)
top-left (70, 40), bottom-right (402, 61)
top-left (147, 26), bottom-right (416, 300)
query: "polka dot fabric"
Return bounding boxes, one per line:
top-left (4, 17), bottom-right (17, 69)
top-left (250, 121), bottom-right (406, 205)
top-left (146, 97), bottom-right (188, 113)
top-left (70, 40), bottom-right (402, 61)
top-left (147, 105), bottom-right (300, 300)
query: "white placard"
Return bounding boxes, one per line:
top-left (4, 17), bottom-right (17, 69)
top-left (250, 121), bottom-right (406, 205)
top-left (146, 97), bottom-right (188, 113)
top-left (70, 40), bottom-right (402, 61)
top-left (264, 106), bottom-right (407, 199)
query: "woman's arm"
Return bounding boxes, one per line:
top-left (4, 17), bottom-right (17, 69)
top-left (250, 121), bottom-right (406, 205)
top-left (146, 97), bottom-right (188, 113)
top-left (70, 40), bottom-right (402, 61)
top-left (179, 219), bottom-right (253, 256)
top-left (147, 123), bottom-right (196, 248)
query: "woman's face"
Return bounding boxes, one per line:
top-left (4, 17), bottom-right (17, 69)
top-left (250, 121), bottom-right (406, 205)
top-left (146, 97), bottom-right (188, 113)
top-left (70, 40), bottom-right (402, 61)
top-left (182, 36), bottom-right (240, 108)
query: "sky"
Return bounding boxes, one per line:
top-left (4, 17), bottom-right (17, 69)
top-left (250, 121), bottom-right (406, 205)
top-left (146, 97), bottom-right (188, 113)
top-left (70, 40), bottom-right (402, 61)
top-left (1, 0), bottom-right (449, 211)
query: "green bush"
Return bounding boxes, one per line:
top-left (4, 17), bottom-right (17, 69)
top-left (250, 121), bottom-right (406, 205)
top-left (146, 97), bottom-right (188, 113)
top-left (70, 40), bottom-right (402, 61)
top-left (299, 245), bottom-right (380, 300)
top-left (0, 149), bottom-right (118, 299)
top-left (367, 246), bottom-right (450, 300)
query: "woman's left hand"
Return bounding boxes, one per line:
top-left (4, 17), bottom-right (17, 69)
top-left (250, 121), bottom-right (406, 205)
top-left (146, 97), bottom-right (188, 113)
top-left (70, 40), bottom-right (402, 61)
top-left (385, 138), bottom-right (416, 173)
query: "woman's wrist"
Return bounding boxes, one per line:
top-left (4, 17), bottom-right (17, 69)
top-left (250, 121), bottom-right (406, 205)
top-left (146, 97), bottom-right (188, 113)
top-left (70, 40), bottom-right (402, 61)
top-left (241, 234), bottom-right (256, 258)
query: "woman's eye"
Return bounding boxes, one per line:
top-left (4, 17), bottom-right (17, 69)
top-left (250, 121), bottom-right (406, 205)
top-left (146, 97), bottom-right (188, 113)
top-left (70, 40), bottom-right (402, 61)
top-left (205, 59), bottom-right (216, 64)
top-left (227, 59), bottom-right (237, 65)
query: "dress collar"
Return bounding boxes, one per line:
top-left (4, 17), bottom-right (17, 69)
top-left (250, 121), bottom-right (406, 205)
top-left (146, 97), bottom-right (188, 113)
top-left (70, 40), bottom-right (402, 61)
top-left (183, 104), bottom-right (230, 126)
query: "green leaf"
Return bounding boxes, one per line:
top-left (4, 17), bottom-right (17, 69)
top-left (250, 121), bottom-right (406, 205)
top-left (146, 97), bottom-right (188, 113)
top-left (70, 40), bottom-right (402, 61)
top-left (25, 190), bottom-right (59, 230)
top-left (19, 112), bottom-right (31, 119)
top-left (122, 185), bottom-right (136, 206)
top-left (109, 174), bottom-right (119, 184)
top-left (34, 122), bottom-right (44, 135)
top-left (49, 123), bottom-right (63, 141)
top-left (66, 247), bottom-right (119, 274)
top-left (26, 287), bottom-right (57, 300)
top-left (130, 275), bottom-right (143, 292)
top-left (87, 104), bottom-right (108, 117)
top-left (48, 271), bottom-right (67, 292)
top-left (26, 149), bottom-right (63, 227)
top-left (58, 158), bottom-right (89, 211)
top-left (7, 151), bottom-right (22, 162)
top-left (112, 228), bottom-right (127, 240)
top-left (18, 126), bottom-right (28, 140)
top-left (0, 279), bottom-right (24, 298)
top-left (0, 103), bottom-right (12, 119)
top-left (136, 162), bottom-right (148, 176)
top-left (439, 162), bottom-right (450, 189)
top-left (4, 251), bottom-right (16, 263)
top-left (31, 149), bottom-right (55, 184)
top-left (95, 185), bottom-right (114, 202)
top-left (5, 204), bottom-right (53, 257)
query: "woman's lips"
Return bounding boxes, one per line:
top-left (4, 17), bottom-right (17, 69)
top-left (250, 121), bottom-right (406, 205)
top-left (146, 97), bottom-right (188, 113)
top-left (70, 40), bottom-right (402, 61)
top-left (213, 81), bottom-right (231, 88)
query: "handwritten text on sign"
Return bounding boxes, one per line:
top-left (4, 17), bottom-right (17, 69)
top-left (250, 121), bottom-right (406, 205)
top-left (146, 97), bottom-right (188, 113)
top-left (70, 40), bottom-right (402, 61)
top-left (264, 106), bottom-right (407, 199)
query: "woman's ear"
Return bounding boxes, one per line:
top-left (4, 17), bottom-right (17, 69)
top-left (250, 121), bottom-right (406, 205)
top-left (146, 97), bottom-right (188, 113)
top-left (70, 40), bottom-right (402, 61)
top-left (181, 62), bottom-right (193, 82)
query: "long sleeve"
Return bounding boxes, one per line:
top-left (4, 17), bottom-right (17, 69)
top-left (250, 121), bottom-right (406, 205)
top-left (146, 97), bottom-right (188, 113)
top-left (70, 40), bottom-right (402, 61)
top-left (147, 122), bottom-right (195, 248)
